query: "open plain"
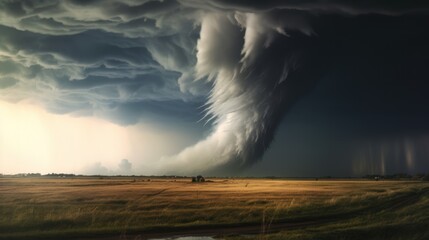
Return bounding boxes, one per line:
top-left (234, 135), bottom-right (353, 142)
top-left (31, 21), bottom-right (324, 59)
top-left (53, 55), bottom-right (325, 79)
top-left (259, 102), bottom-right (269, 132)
top-left (1, 177), bottom-right (428, 240)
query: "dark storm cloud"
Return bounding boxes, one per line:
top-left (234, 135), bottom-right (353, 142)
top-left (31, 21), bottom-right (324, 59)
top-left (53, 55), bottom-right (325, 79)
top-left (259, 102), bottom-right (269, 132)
top-left (301, 13), bottom-right (429, 135)
top-left (0, 1), bottom-right (207, 125)
top-left (1, 0), bottom-right (428, 175)
top-left (240, 12), bottom-right (429, 177)
top-left (0, 0), bottom-right (196, 36)
top-left (176, 6), bottom-right (429, 174)
top-left (100, 99), bottom-right (206, 126)
top-left (183, 0), bottom-right (429, 15)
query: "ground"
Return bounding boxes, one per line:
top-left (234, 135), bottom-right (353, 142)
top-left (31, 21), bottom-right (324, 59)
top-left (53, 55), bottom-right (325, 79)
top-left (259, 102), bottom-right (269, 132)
top-left (0, 177), bottom-right (428, 239)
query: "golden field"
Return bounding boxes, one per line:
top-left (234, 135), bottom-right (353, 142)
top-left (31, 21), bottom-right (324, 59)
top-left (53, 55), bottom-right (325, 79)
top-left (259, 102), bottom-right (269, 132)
top-left (0, 177), bottom-right (428, 239)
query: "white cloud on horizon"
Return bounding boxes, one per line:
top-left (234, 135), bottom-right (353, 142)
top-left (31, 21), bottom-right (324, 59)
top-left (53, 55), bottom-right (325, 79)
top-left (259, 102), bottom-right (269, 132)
top-left (0, 100), bottom-right (200, 175)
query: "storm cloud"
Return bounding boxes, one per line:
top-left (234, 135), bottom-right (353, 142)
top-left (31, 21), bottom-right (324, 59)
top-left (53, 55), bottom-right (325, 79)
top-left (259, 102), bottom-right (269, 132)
top-left (1, 0), bottom-right (429, 175)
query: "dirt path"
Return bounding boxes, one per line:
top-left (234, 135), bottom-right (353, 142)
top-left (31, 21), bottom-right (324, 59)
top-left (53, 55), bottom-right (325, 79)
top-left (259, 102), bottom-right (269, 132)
top-left (84, 187), bottom-right (429, 240)
top-left (90, 218), bottom-right (335, 240)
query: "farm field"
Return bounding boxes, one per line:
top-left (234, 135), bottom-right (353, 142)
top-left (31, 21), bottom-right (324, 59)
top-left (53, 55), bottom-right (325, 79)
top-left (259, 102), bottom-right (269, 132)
top-left (0, 177), bottom-right (428, 240)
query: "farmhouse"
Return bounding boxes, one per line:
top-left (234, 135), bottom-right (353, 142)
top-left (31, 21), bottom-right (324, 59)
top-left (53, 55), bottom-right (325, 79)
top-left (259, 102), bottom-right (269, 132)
top-left (192, 175), bottom-right (205, 182)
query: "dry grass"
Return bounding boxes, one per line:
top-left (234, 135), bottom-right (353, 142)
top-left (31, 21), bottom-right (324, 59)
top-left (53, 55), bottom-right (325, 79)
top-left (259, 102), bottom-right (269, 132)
top-left (0, 177), bottom-right (428, 239)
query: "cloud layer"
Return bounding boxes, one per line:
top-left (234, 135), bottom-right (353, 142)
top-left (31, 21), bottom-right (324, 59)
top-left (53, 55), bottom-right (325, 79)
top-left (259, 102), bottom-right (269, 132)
top-left (1, 0), bottom-right (428, 175)
top-left (0, 0), bottom-right (208, 126)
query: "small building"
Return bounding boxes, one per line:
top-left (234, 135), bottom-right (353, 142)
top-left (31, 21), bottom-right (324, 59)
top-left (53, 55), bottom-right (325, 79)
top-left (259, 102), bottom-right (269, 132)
top-left (192, 175), bottom-right (205, 182)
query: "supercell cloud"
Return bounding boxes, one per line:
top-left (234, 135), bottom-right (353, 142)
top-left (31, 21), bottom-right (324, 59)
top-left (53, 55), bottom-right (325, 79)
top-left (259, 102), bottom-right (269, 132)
top-left (1, 0), bottom-right (429, 175)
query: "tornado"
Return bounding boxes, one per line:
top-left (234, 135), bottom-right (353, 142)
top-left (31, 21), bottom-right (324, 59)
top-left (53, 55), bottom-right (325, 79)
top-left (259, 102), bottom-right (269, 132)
top-left (161, 12), bottom-right (315, 174)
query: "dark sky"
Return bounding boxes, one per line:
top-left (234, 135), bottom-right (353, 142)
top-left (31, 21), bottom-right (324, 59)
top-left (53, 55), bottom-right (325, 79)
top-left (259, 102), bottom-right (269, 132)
top-left (0, 0), bottom-right (428, 176)
top-left (245, 13), bottom-right (429, 177)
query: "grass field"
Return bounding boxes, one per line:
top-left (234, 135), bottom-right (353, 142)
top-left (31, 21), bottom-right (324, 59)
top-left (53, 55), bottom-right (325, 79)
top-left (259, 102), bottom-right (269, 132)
top-left (0, 177), bottom-right (428, 240)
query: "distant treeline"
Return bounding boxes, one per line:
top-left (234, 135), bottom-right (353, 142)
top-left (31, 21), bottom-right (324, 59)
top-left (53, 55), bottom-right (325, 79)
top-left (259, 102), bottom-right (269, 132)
top-left (1, 173), bottom-right (428, 181)
top-left (364, 173), bottom-right (429, 180)
top-left (0, 173), bottom-right (201, 178)
top-left (0, 173), bottom-right (78, 177)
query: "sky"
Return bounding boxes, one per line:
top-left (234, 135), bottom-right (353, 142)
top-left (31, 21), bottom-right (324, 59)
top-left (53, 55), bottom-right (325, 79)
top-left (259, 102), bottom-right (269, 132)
top-left (0, 0), bottom-right (429, 176)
